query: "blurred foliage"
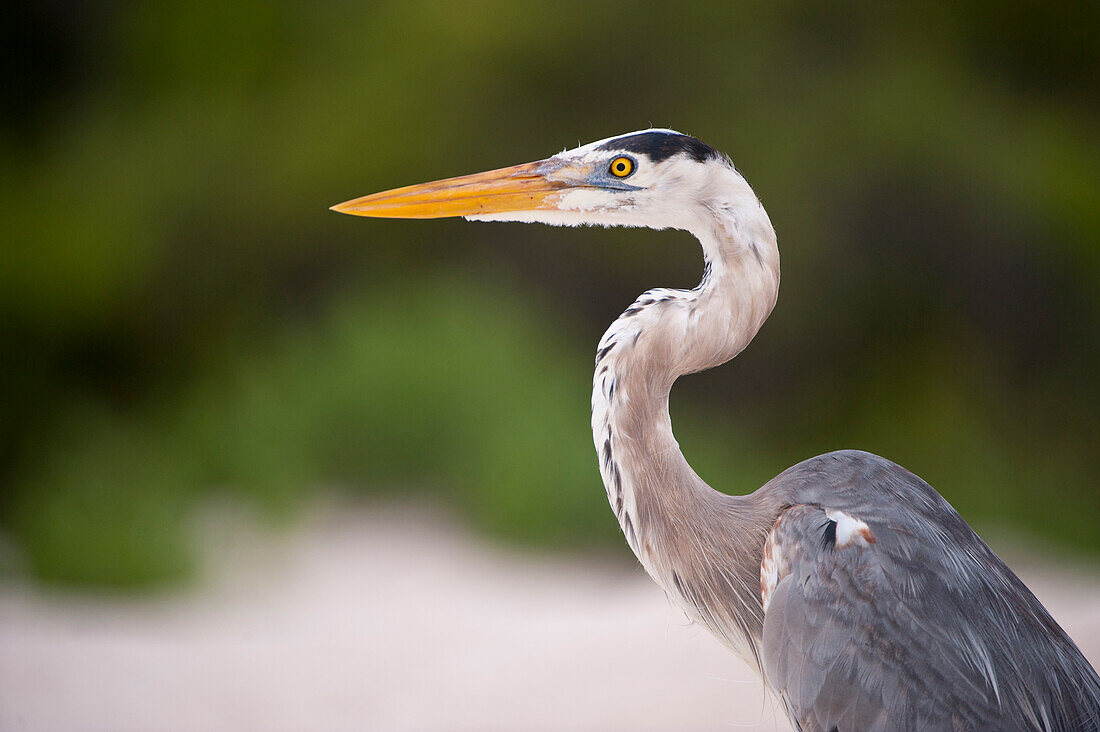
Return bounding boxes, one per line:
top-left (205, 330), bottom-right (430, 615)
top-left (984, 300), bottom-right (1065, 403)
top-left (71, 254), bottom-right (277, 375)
top-left (7, 276), bottom-right (614, 585)
top-left (1, 1), bottom-right (1097, 588)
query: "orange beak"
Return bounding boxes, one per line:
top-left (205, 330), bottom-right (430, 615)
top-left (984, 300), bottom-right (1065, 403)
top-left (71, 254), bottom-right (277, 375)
top-left (330, 160), bottom-right (573, 219)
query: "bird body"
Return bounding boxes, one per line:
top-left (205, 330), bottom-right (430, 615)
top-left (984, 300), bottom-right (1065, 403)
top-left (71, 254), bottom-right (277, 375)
top-left (334, 129), bottom-right (1100, 730)
top-left (760, 451), bottom-right (1098, 730)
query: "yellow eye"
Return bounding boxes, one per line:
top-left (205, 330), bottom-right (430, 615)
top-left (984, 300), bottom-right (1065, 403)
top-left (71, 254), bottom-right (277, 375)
top-left (609, 156), bottom-right (635, 178)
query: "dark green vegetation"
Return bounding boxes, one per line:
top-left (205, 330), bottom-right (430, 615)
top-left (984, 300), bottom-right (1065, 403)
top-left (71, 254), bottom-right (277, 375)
top-left (2, 2), bottom-right (1098, 587)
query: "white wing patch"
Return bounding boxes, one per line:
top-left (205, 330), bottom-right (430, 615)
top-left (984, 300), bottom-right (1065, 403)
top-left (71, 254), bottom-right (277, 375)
top-left (825, 509), bottom-right (876, 548)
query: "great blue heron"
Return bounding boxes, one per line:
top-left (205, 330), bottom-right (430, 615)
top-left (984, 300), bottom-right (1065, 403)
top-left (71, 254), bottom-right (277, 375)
top-left (333, 130), bottom-right (1100, 730)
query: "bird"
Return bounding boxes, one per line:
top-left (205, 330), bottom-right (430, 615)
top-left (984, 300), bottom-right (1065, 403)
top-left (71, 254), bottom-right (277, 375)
top-left (332, 129), bottom-right (1100, 730)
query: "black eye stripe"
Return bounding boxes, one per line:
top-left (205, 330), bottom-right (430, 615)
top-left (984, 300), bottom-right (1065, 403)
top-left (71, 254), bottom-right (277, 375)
top-left (595, 131), bottom-right (725, 164)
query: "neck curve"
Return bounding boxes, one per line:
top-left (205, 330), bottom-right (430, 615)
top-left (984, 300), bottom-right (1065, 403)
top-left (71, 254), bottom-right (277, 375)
top-left (590, 169), bottom-right (781, 663)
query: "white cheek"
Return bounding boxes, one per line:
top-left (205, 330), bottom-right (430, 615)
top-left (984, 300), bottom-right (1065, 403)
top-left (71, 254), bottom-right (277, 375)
top-left (558, 188), bottom-right (618, 212)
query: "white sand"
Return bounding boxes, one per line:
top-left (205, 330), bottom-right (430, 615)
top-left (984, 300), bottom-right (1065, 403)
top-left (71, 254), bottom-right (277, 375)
top-left (1, 501), bottom-right (1097, 731)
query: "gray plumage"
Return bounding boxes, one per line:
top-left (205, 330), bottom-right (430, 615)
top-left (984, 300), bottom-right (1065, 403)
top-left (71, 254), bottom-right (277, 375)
top-left (332, 128), bottom-right (1100, 731)
top-left (761, 452), bottom-right (1100, 730)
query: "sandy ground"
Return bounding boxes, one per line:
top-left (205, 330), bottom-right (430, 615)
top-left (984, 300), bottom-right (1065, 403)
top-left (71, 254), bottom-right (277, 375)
top-left (1, 501), bottom-right (1097, 732)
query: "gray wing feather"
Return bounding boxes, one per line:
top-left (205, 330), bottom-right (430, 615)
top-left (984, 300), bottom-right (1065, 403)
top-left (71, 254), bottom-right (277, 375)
top-left (760, 450), bottom-right (1100, 732)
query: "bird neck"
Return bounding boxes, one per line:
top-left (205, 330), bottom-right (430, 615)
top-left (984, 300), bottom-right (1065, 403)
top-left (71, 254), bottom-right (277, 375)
top-left (591, 183), bottom-right (780, 663)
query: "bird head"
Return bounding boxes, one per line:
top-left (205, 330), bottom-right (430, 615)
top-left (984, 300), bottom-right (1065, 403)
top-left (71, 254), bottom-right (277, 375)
top-left (331, 129), bottom-right (739, 233)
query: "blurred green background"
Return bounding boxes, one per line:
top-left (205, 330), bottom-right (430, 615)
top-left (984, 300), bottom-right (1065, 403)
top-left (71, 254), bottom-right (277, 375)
top-left (2, 1), bottom-right (1097, 589)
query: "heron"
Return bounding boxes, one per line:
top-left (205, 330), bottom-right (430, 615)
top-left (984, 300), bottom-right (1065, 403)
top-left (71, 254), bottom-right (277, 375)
top-left (332, 129), bottom-right (1100, 730)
